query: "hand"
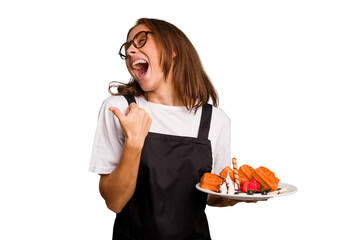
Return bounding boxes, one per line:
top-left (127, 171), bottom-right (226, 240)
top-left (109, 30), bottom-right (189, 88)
top-left (109, 103), bottom-right (152, 148)
top-left (207, 195), bottom-right (263, 207)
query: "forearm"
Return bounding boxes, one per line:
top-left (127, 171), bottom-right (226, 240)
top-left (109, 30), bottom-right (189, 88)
top-left (207, 195), bottom-right (238, 207)
top-left (99, 141), bottom-right (143, 213)
top-left (207, 195), bottom-right (259, 206)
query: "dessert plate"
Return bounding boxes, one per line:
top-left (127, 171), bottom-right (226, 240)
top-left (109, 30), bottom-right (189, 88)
top-left (195, 182), bottom-right (297, 201)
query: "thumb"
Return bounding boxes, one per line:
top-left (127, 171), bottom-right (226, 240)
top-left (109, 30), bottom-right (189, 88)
top-left (125, 102), bottom-right (137, 115)
top-left (109, 106), bottom-right (125, 120)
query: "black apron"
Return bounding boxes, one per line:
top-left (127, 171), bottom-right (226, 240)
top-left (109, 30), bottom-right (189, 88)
top-left (113, 95), bottom-right (213, 240)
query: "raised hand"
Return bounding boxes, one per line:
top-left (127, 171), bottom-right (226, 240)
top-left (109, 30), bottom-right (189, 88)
top-left (109, 102), bottom-right (152, 148)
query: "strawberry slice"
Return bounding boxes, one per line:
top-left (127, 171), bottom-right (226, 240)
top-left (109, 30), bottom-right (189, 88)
top-left (240, 178), bottom-right (249, 192)
top-left (248, 178), bottom-right (260, 191)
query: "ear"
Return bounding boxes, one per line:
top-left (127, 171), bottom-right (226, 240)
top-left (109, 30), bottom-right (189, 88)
top-left (172, 49), bottom-right (176, 58)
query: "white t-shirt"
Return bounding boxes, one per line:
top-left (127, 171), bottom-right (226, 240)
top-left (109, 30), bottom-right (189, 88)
top-left (89, 95), bottom-right (231, 175)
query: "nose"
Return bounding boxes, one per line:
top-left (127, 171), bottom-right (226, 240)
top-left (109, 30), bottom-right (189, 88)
top-left (126, 42), bottom-right (138, 57)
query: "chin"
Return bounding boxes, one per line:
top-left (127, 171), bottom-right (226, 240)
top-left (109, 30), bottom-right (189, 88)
top-left (136, 79), bottom-right (153, 92)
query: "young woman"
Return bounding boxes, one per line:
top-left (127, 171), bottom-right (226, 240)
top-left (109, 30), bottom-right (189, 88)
top-left (89, 18), bottom-right (238, 240)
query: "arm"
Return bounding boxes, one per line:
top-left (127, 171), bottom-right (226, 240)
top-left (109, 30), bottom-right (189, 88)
top-left (207, 110), bottom-right (238, 207)
top-left (207, 195), bottom-right (239, 207)
top-left (99, 103), bottom-right (151, 213)
top-left (99, 142), bottom-right (142, 213)
top-left (207, 195), bottom-right (258, 207)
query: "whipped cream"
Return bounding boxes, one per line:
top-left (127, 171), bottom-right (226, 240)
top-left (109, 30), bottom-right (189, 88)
top-left (226, 175), bottom-right (237, 194)
top-left (217, 173), bottom-right (240, 194)
top-left (218, 180), bottom-right (228, 193)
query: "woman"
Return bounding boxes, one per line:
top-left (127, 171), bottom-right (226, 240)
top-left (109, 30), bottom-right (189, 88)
top-left (89, 18), bottom-right (237, 240)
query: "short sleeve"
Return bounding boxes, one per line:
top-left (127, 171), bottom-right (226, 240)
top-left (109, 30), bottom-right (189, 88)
top-left (210, 108), bottom-right (232, 174)
top-left (89, 99), bottom-right (125, 174)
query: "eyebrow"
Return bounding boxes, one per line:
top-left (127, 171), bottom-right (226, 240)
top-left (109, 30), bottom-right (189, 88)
top-left (127, 29), bottom-right (150, 41)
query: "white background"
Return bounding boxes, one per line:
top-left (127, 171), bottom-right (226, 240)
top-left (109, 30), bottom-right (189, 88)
top-left (1, 0), bottom-right (359, 239)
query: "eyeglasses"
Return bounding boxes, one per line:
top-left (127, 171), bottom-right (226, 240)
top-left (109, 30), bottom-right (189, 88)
top-left (119, 31), bottom-right (154, 60)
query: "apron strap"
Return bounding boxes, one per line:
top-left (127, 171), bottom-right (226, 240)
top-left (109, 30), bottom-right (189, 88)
top-left (124, 95), bottom-right (137, 105)
top-left (197, 103), bottom-right (212, 140)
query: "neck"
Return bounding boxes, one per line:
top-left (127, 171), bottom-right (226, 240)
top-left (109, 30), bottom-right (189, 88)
top-left (145, 74), bottom-right (183, 106)
top-left (146, 85), bottom-right (183, 106)
top-left (144, 64), bottom-right (183, 106)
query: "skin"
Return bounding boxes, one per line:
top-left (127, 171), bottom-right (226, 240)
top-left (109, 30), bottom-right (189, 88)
top-left (125, 24), bottom-right (181, 106)
top-left (99, 24), bottom-right (250, 213)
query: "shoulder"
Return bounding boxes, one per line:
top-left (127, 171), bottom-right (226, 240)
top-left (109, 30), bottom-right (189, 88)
top-left (103, 95), bottom-right (128, 107)
top-left (211, 105), bottom-right (231, 126)
top-left (104, 95), bottom-right (146, 106)
top-left (99, 95), bottom-right (131, 114)
top-left (99, 95), bottom-right (148, 116)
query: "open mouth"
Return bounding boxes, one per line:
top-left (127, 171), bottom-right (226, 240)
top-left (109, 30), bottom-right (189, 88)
top-left (131, 59), bottom-right (149, 80)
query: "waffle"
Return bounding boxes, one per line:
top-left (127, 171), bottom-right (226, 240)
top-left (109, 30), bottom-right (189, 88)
top-left (220, 166), bottom-right (234, 181)
top-left (239, 164), bottom-right (255, 182)
top-left (199, 173), bottom-right (224, 192)
top-left (252, 166), bottom-right (279, 191)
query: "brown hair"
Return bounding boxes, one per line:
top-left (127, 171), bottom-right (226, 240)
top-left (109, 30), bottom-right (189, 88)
top-left (109, 18), bottom-right (218, 111)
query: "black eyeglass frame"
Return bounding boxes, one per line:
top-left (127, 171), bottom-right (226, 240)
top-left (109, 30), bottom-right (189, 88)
top-left (119, 31), bottom-right (154, 60)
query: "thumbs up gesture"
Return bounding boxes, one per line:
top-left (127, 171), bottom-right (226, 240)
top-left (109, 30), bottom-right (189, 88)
top-left (109, 103), bottom-right (152, 148)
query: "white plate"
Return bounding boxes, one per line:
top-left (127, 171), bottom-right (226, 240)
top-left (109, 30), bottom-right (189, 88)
top-left (195, 182), bottom-right (297, 201)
